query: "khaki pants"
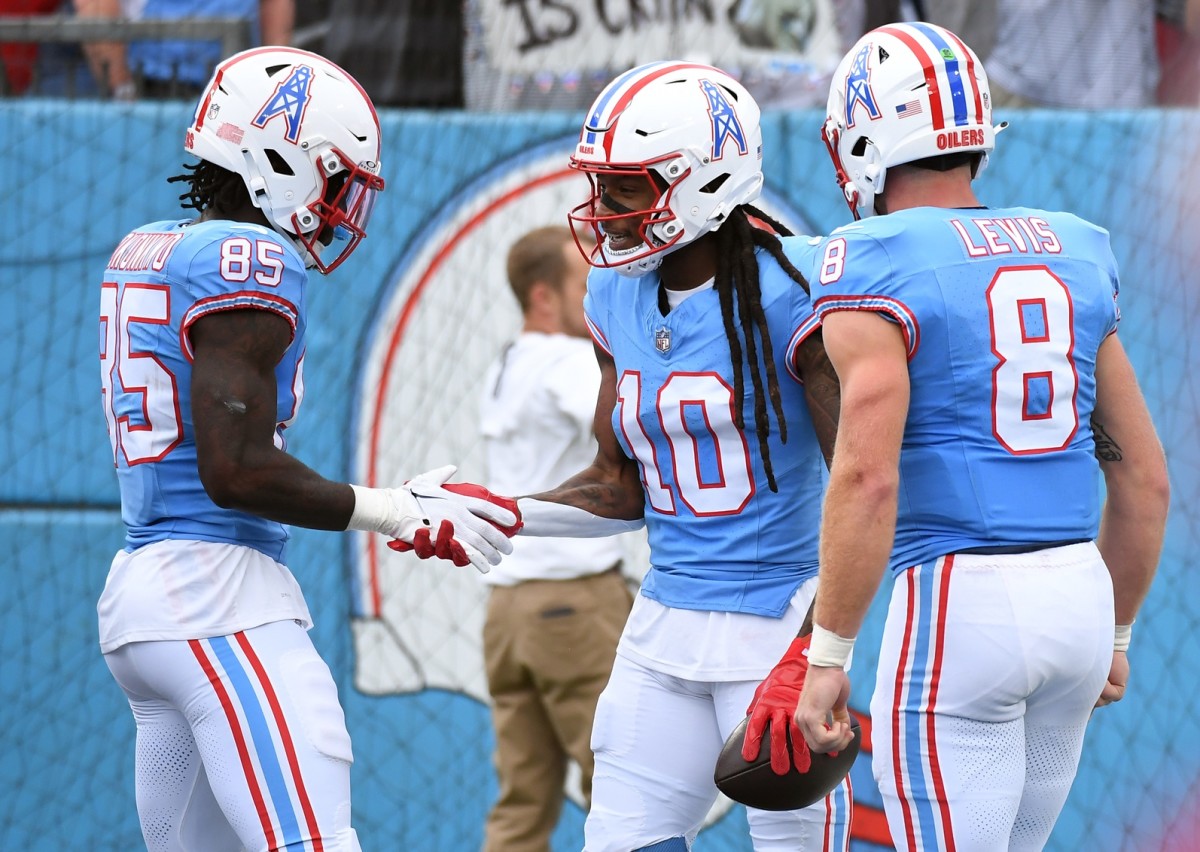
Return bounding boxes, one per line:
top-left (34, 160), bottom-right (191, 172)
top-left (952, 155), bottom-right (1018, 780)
top-left (482, 567), bottom-right (633, 852)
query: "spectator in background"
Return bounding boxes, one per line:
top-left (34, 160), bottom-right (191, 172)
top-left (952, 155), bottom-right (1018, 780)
top-left (1157, 0), bottom-right (1200, 105)
top-left (0, 0), bottom-right (59, 94)
top-left (478, 225), bottom-right (633, 851)
top-left (986, 0), bottom-right (1159, 107)
top-left (76, 0), bottom-right (292, 99)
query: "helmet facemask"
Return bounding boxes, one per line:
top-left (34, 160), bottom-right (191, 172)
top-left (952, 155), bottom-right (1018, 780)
top-left (287, 147), bottom-right (384, 274)
top-left (568, 159), bottom-right (689, 277)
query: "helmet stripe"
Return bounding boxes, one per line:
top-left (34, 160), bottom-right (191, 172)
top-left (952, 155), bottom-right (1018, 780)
top-left (910, 23), bottom-right (974, 128)
top-left (601, 62), bottom-right (717, 160)
top-left (200, 46), bottom-right (382, 155)
top-left (583, 61), bottom-right (673, 145)
top-left (583, 62), bottom-right (717, 159)
top-left (877, 25), bottom-right (947, 131)
top-left (937, 26), bottom-right (984, 125)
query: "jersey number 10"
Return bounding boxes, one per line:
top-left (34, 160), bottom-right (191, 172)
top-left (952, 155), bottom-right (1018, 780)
top-left (616, 371), bottom-right (756, 516)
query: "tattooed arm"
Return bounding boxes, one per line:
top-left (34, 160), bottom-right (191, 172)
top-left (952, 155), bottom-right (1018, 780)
top-left (794, 331), bottom-right (841, 469)
top-left (1091, 335), bottom-right (1170, 707)
top-left (1092, 335), bottom-right (1170, 627)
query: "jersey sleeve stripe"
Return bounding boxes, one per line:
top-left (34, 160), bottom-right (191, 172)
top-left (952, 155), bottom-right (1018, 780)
top-left (181, 291), bottom-right (300, 360)
top-left (784, 314), bottom-right (823, 384)
top-left (815, 295), bottom-right (921, 359)
top-left (585, 313), bottom-right (612, 356)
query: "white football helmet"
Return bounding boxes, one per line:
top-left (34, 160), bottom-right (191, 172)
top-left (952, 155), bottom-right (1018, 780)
top-left (568, 62), bottom-right (764, 276)
top-left (185, 47), bottom-right (385, 273)
top-left (823, 22), bottom-right (1000, 220)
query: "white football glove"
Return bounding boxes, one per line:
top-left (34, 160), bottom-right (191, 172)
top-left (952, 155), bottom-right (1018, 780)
top-left (347, 465), bottom-right (517, 574)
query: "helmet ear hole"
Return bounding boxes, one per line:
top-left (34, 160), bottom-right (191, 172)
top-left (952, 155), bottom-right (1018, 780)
top-left (851, 136), bottom-right (870, 157)
top-left (265, 149), bottom-right (294, 176)
top-left (699, 173), bottom-right (730, 195)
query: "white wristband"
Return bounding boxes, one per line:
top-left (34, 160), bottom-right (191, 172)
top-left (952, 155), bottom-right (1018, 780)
top-left (1114, 623), bottom-right (1133, 653)
top-left (346, 484), bottom-right (421, 536)
top-left (516, 497), bottom-right (645, 538)
top-left (808, 624), bottom-right (856, 669)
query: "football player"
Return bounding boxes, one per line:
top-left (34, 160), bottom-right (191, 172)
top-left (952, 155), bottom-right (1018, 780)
top-left (795, 22), bottom-right (1170, 851)
top-left (445, 61), bottom-right (849, 851)
top-left (97, 47), bottom-right (515, 851)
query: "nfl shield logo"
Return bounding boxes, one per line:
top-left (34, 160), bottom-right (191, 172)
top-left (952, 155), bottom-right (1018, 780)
top-left (655, 326), bottom-right (672, 352)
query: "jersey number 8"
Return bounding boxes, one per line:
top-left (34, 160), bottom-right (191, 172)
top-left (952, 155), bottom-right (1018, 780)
top-left (987, 266), bottom-right (1080, 454)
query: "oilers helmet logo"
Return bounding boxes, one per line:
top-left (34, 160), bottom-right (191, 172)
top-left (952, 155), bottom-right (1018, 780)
top-left (252, 64), bottom-right (314, 144)
top-left (700, 78), bottom-right (748, 161)
top-left (843, 43), bottom-right (881, 128)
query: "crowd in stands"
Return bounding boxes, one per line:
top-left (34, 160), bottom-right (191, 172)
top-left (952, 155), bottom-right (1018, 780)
top-left (1, 0), bottom-right (1196, 107)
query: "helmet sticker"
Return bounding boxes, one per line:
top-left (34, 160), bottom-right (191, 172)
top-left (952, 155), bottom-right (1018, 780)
top-left (252, 64), bottom-right (314, 144)
top-left (844, 43), bottom-right (881, 128)
top-left (700, 78), bottom-right (748, 160)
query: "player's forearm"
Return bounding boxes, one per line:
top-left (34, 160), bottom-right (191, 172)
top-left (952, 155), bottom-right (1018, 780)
top-left (527, 460), bottom-right (644, 520)
top-left (1089, 339), bottom-right (1170, 626)
top-left (74, 0), bottom-right (134, 93)
top-left (199, 445), bottom-right (355, 530)
top-left (517, 459), bottom-right (645, 536)
top-left (1097, 470), bottom-right (1169, 626)
top-left (813, 470), bottom-right (897, 638)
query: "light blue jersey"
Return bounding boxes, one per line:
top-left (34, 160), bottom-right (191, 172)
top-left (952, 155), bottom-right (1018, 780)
top-left (584, 239), bottom-right (827, 617)
top-left (812, 207), bottom-right (1120, 573)
top-left (99, 218), bottom-right (308, 561)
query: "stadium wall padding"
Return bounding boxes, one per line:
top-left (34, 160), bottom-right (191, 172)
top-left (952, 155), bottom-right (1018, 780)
top-left (1, 102), bottom-right (1196, 851)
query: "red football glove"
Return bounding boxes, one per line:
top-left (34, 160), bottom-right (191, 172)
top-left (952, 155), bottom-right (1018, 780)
top-left (741, 634), bottom-right (813, 776)
top-left (440, 482), bottom-right (523, 537)
top-left (388, 520), bottom-right (470, 567)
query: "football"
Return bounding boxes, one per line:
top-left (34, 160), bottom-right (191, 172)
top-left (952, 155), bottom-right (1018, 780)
top-left (714, 715), bottom-right (861, 811)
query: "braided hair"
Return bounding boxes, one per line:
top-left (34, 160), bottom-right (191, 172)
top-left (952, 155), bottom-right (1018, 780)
top-left (711, 204), bottom-right (811, 493)
top-left (166, 160), bottom-right (248, 214)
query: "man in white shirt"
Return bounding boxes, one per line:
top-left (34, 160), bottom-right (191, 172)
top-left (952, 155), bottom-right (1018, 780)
top-left (479, 225), bottom-right (633, 851)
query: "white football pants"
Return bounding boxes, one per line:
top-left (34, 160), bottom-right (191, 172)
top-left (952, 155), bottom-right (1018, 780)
top-left (104, 620), bottom-right (360, 852)
top-left (870, 543), bottom-right (1113, 852)
top-left (584, 654), bottom-right (852, 851)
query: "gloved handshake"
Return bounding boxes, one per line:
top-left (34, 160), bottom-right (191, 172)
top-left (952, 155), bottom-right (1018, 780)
top-left (347, 465), bottom-right (522, 574)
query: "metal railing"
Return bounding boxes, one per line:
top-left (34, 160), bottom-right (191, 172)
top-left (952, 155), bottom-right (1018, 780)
top-left (0, 15), bottom-right (254, 97)
top-left (0, 15), bottom-right (252, 57)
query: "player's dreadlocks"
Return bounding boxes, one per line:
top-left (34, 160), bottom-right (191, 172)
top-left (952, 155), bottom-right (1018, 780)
top-left (711, 204), bottom-right (811, 493)
top-left (166, 160), bottom-right (248, 214)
